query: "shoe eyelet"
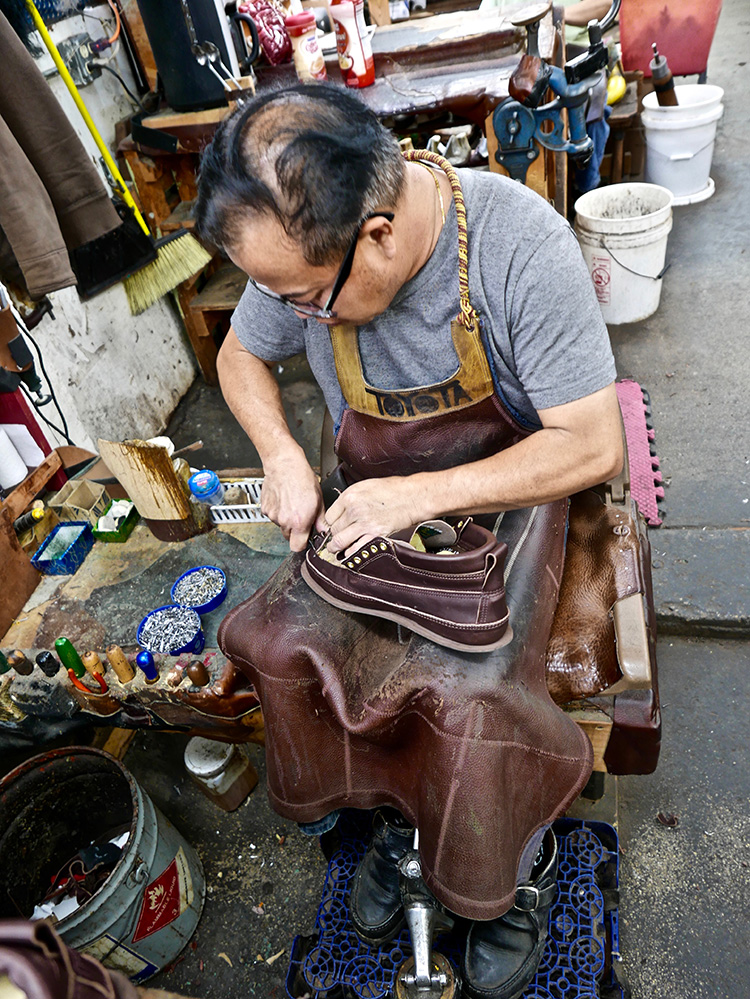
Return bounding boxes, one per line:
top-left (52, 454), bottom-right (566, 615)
top-left (362, 551), bottom-right (369, 558)
top-left (380, 543), bottom-right (387, 551)
top-left (347, 561), bottom-right (354, 568)
top-left (354, 557), bottom-right (361, 564)
top-left (370, 545), bottom-right (378, 553)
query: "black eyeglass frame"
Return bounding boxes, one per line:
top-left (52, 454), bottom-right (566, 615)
top-left (248, 212), bottom-right (395, 319)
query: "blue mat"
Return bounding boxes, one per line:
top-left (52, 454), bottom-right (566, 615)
top-left (286, 813), bottom-right (628, 999)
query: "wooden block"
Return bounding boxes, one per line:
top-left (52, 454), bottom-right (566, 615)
top-left (120, 0), bottom-right (159, 91)
top-left (566, 707), bottom-right (614, 773)
top-left (97, 439), bottom-right (190, 521)
top-left (189, 262), bottom-right (248, 313)
top-left (2, 450), bottom-right (62, 523)
top-left (0, 507), bottom-right (41, 641)
top-left (161, 201), bottom-right (196, 233)
top-left (92, 727), bottom-right (137, 759)
top-left (369, 0), bottom-right (391, 26)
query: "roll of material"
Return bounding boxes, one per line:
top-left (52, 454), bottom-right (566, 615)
top-left (0, 428), bottom-right (27, 490)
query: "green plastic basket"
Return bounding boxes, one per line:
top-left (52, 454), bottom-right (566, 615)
top-left (92, 500), bottom-right (140, 543)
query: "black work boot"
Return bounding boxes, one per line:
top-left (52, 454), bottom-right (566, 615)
top-left (461, 828), bottom-right (558, 999)
top-left (349, 809), bottom-right (414, 946)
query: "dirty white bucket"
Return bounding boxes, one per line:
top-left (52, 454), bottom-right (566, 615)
top-left (642, 85), bottom-right (724, 205)
top-left (574, 183), bottom-right (673, 325)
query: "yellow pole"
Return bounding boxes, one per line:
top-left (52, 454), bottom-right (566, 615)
top-left (25, 0), bottom-right (152, 236)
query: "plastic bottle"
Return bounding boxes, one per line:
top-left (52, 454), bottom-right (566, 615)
top-left (188, 469), bottom-right (225, 506)
top-left (184, 737), bottom-right (259, 811)
top-left (285, 11), bottom-right (328, 82)
top-left (329, 0), bottom-right (375, 88)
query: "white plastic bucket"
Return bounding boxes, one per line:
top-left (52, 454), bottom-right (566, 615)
top-left (574, 183), bottom-right (673, 325)
top-left (641, 85), bottom-right (724, 205)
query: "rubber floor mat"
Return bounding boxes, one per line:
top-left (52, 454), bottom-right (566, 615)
top-left (286, 812), bottom-right (629, 998)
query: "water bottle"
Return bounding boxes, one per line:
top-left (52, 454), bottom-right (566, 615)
top-left (188, 470), bottom-right (225, 506)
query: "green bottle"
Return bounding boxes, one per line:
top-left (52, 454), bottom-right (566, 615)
top-left (0, 650), bottom-right (10, 675)
top-left (55, 637), bottom-right (86, 678)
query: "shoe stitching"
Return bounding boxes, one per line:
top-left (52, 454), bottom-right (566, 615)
top-left (323, 549), bottom-right (504, 582)
top-left (312, 552), bottom-right (506, 588)
top-left (503, 506), bottom-right (538, 582)
top-left (305, 560), bottom-right (509, 631)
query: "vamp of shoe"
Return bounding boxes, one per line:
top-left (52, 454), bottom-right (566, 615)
top-left (301, 519), bottom-right (512, 653)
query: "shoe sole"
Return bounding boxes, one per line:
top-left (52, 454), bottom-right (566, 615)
top-left (301, 563), bottom-right (514, 653)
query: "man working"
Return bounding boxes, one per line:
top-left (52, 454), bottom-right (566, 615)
top-left (197, 84), bottom-right (622, 999)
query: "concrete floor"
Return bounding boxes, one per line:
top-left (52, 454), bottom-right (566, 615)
top-left (155, 4), bottom-right (750, 992)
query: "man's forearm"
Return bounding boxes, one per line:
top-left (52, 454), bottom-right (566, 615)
top-left (217, 330), bottom-right (304, 468)
top-left (413, 424), bottom-right (622, 520)
top-left (408, 384), bottom-right (624, 520)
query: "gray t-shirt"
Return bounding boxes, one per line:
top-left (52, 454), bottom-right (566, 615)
top-left (232, 168), bottom-right (616, 430)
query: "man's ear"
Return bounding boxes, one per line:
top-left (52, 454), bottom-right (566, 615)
top-left (362, 216), bottom-right (397, 260)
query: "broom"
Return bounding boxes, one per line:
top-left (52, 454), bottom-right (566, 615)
top-left (26, 0), bottom-right (212, 315)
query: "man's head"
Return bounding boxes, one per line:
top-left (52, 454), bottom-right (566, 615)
top-left (195, 85), bottom-right (408, 322)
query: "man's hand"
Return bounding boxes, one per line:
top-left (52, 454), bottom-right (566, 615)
top-left (217, 330), bottom-right (326, 552)
top-left (325, 476), bottom-right (424, 554)
top-left (262, 449), bottom-right (325, 551)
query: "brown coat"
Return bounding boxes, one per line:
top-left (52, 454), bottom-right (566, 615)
top-left (0, 11), bottom-right (120, 298)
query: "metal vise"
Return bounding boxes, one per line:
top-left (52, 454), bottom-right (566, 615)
top-left (492, 0), bottom-right (621, 183)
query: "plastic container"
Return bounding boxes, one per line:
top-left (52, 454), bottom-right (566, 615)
top-left (285, 11), bottom-right (327, 81)
top-left (188, 469), bottom-right (225, 506)
top-left (171, 565), bottom-right (227, 614)
top-left (330, 0), bottom-right (375, 88)
top-left (93, 499), bottom-right (140, 543)
top-left (574, 183), bottom-right (673, 325)
top-left (136, 605), bottom-right (205, 656)
top-left (184, 737), bottom-right (258, 811)
top-left (0, 747), bottom-right (205, 983)
top-left (30, 522), bottom-right (94, 575)
top-left (641, 85), bottom-right (724, 205)
top-left (209, 477), bottom-right (269, 524)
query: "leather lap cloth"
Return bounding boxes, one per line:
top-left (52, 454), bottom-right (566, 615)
top-left (219, 499), bottom-right (593, 921)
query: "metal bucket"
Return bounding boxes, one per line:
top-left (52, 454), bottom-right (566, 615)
top-left (0, 747), bottom-right (205, 983)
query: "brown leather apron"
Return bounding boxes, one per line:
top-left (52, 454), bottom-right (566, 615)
top-left (218, 152), bottom-right (593, 920)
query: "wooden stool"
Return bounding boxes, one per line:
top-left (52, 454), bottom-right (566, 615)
top-left (176, 261), bottom-right (248, 385)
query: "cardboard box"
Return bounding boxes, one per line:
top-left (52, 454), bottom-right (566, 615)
top-left (49, 480), bottom-right (110, 526)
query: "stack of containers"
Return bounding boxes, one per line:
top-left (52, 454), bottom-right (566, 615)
top-left (136, 566), bottom-right (227, 656)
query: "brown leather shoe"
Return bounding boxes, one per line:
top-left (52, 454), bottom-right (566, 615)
top-left (301, 519), bottom-right (512, 653)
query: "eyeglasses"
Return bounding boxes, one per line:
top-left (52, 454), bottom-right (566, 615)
top-left (248, 212), bottom-right (395, 320)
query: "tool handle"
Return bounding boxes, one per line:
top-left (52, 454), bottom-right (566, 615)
top-left (24, 0), bottom-right (151, 237)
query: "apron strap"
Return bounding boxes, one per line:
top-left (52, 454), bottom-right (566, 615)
top-left (403, 149), bottom-right (478, 333)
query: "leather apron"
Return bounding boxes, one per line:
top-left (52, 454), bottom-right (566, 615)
top-left (218, 152), bottom-right (593, 920)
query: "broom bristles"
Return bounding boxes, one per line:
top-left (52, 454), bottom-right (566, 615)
top-left (124, 233), bottom-right (213, 315)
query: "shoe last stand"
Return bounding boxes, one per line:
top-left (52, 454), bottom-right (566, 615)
top-left (394, 844), bottom-right (460, 999)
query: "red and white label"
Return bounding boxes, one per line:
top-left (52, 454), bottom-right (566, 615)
top-left (591, 254), bottom-right (611, 305)
top-left (132, 847), bottom-right (193, 943)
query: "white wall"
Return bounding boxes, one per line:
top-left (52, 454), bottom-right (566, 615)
top-left (24, 5), bottom-right (196, 452)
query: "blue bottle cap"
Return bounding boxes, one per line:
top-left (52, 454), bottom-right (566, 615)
top-left (188, 470), bottom-right (221, 498)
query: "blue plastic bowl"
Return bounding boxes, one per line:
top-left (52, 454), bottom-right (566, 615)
top-left (170, 565), bottom-right (227, 614)
top-left (136, 604), bottom-right (205, 656)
